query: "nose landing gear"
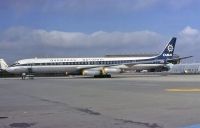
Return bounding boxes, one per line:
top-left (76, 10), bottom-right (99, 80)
top-left (21, 68), bottom-right (34, 80)
top-left (21, 73), bottom-right (26, 80)
top-left (21, 73), bottom-right (34, 80)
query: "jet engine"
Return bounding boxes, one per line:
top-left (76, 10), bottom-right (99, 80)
top-left (103, 68), bottom-right (121, 74)
top-left (82, 69), bottom-right (101, 76)
top-left (82, 68), bottom-right (121, 76)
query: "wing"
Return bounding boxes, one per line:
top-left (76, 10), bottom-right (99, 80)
top-left (76, 59), bottom-right (163, 71)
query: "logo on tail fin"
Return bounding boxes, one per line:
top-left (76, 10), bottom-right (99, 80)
top-left (167, 45), bottom-right (174, 52)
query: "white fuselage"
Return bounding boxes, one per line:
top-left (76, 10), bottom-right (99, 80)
top-left (6, 56), bottom-right (162, 75)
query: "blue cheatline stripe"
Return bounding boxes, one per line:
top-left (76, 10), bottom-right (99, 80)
top-left (183, 124), bottom-right (200, 128)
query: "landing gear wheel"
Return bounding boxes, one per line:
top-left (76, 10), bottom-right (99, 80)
top-left (21, 73), bottom-right (26, 80)
top-left (94, 74), bottom-right (111, 78)
top-left (107, 74), bottom-right (111, 78)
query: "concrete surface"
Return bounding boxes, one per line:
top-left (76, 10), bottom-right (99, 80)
top-left (1, 74), bottom-right (200, 128)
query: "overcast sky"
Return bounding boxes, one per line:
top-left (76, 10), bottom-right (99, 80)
top-left (0, 0), bottom-right (200, 63)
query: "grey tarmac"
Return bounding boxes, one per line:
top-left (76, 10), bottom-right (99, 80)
top-left (1, 74), bottom-right (200, 128)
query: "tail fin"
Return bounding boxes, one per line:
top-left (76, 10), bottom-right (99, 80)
top-left (156, 37), bottom-right (176, 59)
top-left (0, 59), bottom-right (8, 70)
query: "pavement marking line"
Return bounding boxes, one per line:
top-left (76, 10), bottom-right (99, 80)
top-left (165, 88), bottom-right (200, 92)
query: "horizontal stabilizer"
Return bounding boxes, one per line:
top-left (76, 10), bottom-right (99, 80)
top-left (167, 56), bottom-right (193, 61)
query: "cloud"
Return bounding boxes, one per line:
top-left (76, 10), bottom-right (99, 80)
top-left (0, 27), bottom-right (163, 62)
top-left (0, 27), bottom-right (162, 49)
top-left (179, 26), bottom-right (199, 37)
top-left (176, 26), bottom-right (200, 61)
top-left (178, 26), bottom-right (200, 46)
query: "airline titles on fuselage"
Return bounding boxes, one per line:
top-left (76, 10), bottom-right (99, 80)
top-left (49, 58), bottom-right (104, 62)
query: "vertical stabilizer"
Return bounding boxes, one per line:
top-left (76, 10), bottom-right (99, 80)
top-left (156, 37), bottom-right (176, 59)
top-left (0, 59), bottom-right (8, 70)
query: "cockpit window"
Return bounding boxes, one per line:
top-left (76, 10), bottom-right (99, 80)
top-left (10, 62), bottom-right (20, 67)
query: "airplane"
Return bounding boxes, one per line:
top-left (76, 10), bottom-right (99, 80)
top-left (1, 37), bottom-right (177, 78)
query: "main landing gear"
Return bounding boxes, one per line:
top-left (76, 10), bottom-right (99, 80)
top-left (94, 74), bottom-right (111, 78)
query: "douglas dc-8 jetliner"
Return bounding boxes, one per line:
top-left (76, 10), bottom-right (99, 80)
top-left (1, 37), bottom-right (177, 78)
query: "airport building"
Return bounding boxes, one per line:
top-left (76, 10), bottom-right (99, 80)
top-left (169, 63), bottom-right (200, 74)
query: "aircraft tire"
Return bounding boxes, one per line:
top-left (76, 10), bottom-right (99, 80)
top-left (94, 74), bottom-right (111, 78)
